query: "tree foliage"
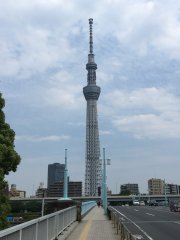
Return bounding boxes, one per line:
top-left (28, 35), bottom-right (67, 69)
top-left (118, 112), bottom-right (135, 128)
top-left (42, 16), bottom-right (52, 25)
top-left (10, 200), bottom-right (42, 213)
top-left (119, 189), bottom-right (131, 196)
top-left (0, 93), bottom-right (21, 229)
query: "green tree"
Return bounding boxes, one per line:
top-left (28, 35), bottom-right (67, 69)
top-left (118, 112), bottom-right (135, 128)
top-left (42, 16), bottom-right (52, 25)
top-left (119, 189), bottom-right (131, 196)
top-left (0, 93), bottom-right (21, 229)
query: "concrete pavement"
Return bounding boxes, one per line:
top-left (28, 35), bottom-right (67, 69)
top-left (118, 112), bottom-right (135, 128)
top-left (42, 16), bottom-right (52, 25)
top-left (65, 206), bottom-right (119, 240)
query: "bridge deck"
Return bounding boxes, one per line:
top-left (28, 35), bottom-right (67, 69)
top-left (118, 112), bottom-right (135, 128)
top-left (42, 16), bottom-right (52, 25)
top-left (65, 206), bottom-right (119, 240)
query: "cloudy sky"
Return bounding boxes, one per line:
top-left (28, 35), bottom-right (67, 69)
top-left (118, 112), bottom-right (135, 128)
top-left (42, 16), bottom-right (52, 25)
top-left (1, 0), bottom-right (180, 196)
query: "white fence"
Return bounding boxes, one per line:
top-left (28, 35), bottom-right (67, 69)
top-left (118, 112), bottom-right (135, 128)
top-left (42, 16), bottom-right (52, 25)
top-left (81, 201), bottom-right (96, 216)
top-left (109, 207), bottom-right (138, 240)
top-left (0, 206), bottom-right (77, 240)
top-left (0, 201), bottom-right (97, 240)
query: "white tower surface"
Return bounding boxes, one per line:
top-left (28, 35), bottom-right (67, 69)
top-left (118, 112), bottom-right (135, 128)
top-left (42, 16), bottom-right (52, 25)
top-left (83, 18), bottom-right (101, 196)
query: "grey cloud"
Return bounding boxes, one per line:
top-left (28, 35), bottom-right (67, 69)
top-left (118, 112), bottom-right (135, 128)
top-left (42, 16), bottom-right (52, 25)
top-left (2, 0), bottom-right (180, 195)
top-left (16, 135), bottom-right (70, 142)
top-left (105, 88), bottom-right (180, 139)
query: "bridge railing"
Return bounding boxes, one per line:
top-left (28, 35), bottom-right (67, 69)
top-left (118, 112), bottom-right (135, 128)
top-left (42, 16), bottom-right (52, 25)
top-left (108, 207), bottom-right (137, 240)
top-left (0, 200), bottom-right (97, 240)
top-left (81, 200), bottom-right (96, 216)
top-left (0, 206), bottom-right (77, 240)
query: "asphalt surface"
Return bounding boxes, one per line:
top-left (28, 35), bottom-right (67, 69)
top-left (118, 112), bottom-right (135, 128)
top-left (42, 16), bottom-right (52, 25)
top-left (110, 205), bottom-right (180, 240)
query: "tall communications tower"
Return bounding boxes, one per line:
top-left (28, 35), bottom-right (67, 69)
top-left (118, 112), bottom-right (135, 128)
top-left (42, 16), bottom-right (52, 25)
top-left (83, 18), bottom-right (101, 196)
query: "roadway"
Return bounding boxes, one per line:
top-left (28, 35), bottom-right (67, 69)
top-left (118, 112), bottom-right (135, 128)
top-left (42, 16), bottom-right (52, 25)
top-left (110, 205), bottom-right (180, 240)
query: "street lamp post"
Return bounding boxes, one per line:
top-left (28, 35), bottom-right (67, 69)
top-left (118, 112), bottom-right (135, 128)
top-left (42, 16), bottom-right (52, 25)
top-left (164, 179), bottom-right (168, 206)
top-left (103, 148), bottom-right (107, 214)
top-left (59, 149), bottom-right (71, 201)
top-left (63, 149), bottom-right (69, 199)
top-left (41, 192), bottom-right (45, 216)
top-left (148, 188), bottom-right (151, 205)
top-left (101, 165), bottom-right (104, 205)
top-left (102, 148), bottom-right (110, 215)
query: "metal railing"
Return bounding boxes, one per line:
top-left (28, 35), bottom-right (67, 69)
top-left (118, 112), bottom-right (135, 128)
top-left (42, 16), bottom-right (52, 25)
top-left (0, 206), bottom-right (77, 240)
top-left (109, 208), bottom-right (137, 240)
top-left (81, 201), bottom-right (96, 216)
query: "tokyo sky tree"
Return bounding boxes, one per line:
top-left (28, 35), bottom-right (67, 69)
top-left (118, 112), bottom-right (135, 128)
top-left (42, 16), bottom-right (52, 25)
top-left (83, 18), bottom-right (101, 196)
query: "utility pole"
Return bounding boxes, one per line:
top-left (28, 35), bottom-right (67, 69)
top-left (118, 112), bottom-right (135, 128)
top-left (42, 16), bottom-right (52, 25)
top-left (102, 148), bottom-right (110, 214)
top-left (102, 148), bottom-right (107, 214)
top-left (41, 192), bottom-right (45, 216)
top-left (164, 179), bottom-right (168, 206)
top-left (63, 149), bottom-right (68, 199)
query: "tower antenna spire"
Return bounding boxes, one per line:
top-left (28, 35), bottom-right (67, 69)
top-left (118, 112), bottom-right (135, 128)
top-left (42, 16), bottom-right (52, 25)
top-left (83, 19), bottom-right (101, 196)
top-left (89, 18), bottom-right (93, 54)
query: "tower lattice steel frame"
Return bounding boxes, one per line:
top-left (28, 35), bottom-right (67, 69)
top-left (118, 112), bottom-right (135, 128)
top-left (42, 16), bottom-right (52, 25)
top-left (83, 18), bottom-right (101, 196)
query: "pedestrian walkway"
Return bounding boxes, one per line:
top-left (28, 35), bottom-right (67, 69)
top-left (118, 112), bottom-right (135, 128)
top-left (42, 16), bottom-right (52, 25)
top-left (66, 206), bottom-right (119, 240)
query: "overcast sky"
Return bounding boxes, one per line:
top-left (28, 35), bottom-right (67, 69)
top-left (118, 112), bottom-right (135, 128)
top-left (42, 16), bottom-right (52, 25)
top-left (1, 0), bottom-right (180, 196)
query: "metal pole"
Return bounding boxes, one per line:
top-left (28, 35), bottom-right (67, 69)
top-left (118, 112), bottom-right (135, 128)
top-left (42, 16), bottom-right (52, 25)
top-left (63, 149), bottom-right (68, 199)
top-left (103, 148), bottom-right (107, 214)
top-left (164, 179), bottom-right (167, 206)
top-left (41, 193), bottom-right (45, 216)
top-left (148, 191), bottom-right (150, 205)
top-left (101, 164), bottom-right (104, 206)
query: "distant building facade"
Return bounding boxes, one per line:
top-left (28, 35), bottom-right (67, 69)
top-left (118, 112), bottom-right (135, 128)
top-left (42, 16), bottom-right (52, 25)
top-left (107, 188), bottom-right (112, 196)
top-left (47, 163), bottom-right (65, 189)
top-left (120, 183), bottom-right (139, 195)
top-left (178, 186), bottom-right (180, 194)
top-left (165, 183), bottom-right (179, 195)
top-left (36, 182), bottom-right (48, 198)
top-left (148, 178), bottom-right (164, 195)
top-left (9, 184), bottom-right (26, 198)
top-left (48, 181), bottom-right (82, 197)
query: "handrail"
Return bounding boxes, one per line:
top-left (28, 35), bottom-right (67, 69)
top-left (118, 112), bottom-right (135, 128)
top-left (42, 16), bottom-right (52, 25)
top-left (0, 201), bottom-right (97, 239)
top-left (81, 201), bottom-right (96, 216)
top-left (0, 206), bottom-right (77, 240)
top-left (108, 207), bottom-right (137, 240)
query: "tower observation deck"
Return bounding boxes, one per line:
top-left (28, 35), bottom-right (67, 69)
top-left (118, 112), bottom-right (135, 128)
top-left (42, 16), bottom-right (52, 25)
top-left (83, 18), bottom-right (101, 196)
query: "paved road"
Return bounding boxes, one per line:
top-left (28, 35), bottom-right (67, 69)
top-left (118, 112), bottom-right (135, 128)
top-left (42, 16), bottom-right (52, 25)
top-left (110, 205), bottom-right (180, 240)
top-left (66, 206), bottom-right (119, 240)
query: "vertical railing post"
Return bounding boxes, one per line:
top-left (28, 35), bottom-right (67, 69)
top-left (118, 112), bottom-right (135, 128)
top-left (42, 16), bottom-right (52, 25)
top-left (41, 196), bottom-right (45, 217)
top-left (20, 229), bottom-right (22, 240)
top-left (46, 218), bottom-right (49, 240)
top-left (35, 222), bottom-right (38, 240)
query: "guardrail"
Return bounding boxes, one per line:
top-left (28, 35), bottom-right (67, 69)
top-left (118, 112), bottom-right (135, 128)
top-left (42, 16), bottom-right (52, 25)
top-left (81, 201), bottom-right (96, 216)
top-left (0, 206), bottom-right (77, 240)
top-left (108, 207), bottom-right (137, 240)
top-left (0, 200), bottom-right (97, 240)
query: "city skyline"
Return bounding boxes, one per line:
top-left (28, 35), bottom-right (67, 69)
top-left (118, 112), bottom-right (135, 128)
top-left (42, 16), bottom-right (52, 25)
top-left (1, 0), bottom-right (180, 196)
top-left (9, 177), bottom-right (180, 197)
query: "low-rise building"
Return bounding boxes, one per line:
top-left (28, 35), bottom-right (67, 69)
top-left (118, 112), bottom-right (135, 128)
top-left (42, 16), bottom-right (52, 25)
top-left (165, 183), bottom-right (179, 195)
top-left (48, 181), bottom-right (82, 197)
top-left (120, 183), bottom-right (139, 195)
top-left (148, 178), bottom-right (164, 195)
top-left (36, 183), bottom-right (48, 198)
top-left (9, 184), bottom-right (26, 198)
